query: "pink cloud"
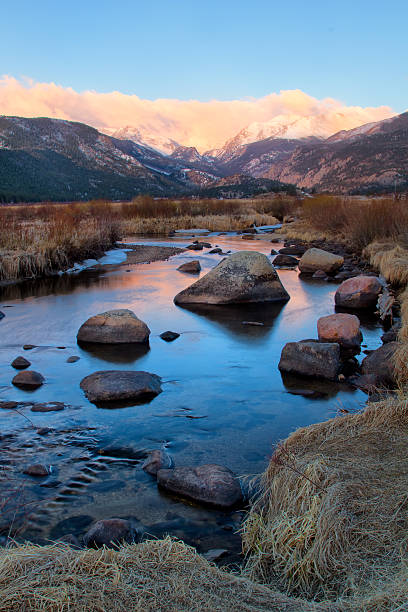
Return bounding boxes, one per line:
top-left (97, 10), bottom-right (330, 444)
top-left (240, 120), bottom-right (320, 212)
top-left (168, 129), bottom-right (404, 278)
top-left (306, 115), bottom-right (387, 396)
top-left (0, 76), bottom-right (395, 152)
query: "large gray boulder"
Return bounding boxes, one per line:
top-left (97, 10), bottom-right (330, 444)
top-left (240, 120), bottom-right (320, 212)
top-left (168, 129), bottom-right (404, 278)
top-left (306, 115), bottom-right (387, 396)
top-left (157, 464), bottom-right (243, 508)
top-left (80, 370), bottom-right (162, 405)
top-left (77, 309), bottom-right (150, 344)
top-left (278, 340), bottom-right (341, 380)
top-left (299, 248), bottom-right (344, 275)
top-left (174, 251), bottom-right (289, 305)
top-left (335, 276), bottom-right (382, 309)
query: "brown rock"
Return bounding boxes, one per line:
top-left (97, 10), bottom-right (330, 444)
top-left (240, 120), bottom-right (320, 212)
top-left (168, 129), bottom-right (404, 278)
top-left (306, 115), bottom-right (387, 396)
top-left (0, 401), bottom-right (18, 410)
top-left (157, 464), bottom-right (243, 508)
top-left (317, 313), bottom-right (362, 354)
top-left (83, 518), bottom-right (136, 549)
top-left (67, 356), bottom-right (80, 363)
top-left (361, 342), bottom-right (398, 387)
top-left (278, 340), bottom-right (341, 380)
top-left (77, 309), bottom-right (150, 345)
top-left (177, 260), bottom-right (201, 273)
top-left (299, 248), bottom-right (344, 274)
top-left (273, 254), bottom-right (298, 267)
top-left (12, 370), bottom-right (44, 390)
top-left (335, 276), bottom-right (383, 309)
top-left (174, 251), bottom-right (290, 305)
top-left (312, 270), bottom-right (328, 280)
top-left (31, 402), bottom-right (65, 412)
top-left (11, 356), bottom-right (31, 369)
top-left (80, 370), bottom-right (162, 405)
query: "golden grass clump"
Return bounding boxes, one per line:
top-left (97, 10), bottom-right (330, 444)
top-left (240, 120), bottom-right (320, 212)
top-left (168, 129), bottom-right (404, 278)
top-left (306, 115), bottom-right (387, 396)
top-left (363, 241), bottom-right (408, 286)
top-left (0, 537), bottom-right (321, 612)
top-left (242, 396), bottom-right (408, 608)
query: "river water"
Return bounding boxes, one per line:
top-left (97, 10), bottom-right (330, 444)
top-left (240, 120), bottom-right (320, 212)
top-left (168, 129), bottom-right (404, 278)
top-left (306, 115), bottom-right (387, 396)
top-left (0, 232), bottom-right (383, 563)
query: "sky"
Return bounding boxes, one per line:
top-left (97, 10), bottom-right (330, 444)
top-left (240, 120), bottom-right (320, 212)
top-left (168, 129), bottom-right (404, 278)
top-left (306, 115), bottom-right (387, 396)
top-left (0, 0), bottom-right (407, 150)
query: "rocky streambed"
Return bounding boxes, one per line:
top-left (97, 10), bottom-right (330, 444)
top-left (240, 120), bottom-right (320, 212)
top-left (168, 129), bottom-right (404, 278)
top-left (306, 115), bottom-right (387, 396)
top-left (0, 231), bottom-right (391, 565)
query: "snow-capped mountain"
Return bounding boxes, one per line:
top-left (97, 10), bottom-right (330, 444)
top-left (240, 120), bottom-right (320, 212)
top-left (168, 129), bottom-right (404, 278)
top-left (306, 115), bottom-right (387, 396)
top-left (109, 126), bottom-right (181, 155)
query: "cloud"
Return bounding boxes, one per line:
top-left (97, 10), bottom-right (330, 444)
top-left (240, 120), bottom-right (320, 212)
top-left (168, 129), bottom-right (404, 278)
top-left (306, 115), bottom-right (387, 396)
top-left (0, 75), bottom-right (395, 152)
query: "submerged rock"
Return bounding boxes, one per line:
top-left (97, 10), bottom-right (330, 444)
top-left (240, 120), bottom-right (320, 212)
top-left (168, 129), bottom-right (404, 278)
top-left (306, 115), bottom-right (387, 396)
top-left (209, 248), bottom-right (223, 254)
top-left (177, 260), bottom-right (201, 273)
top-left (12, 370), bottom-right (44, 389)
top-left (299, 248), bottom-right (344, 275)
top-left (0, 311), bottom-right (4, 320)
top-left (11, 356), bottom-right (31, 370)
top-left (312, 270), bottom-right (329, 280)
top-left (160, 331), bottom-right (180, 342)
top-left (23, 345), bottom-right (36, 350)
top-left (80, 370), bottom-right (162, 405)
top-left (142, 449), bottom-right (174, 476)
top-left (278, 340), bottom-right (341, 381)
top-left (23, 464), bottom-right (50, 477)
top-left (317, 313), bottom-right (362, 354)
top-left (83, 519), bottom-right (137, 549)
top-left (77, 309), bottom-right (150, 345)
top-left (31, 402), bottom-right (65, 412)
top-left (67, 355), bottom-right (80, 363)
top-left (157, 464), bottom-right (243, 508)
top-left (174, 251), bottom-right (290, 305)
top-left (335, 276), bottom-right (382, 309)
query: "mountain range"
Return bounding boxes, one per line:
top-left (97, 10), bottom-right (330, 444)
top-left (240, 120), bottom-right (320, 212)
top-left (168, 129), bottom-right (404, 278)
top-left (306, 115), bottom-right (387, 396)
top-left (0, 111), bottom-right (407, 202)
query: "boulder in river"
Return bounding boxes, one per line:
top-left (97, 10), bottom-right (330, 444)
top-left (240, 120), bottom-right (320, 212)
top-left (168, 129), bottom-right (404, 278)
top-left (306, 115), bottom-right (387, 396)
top-left (317, 313), bottom-right (362, 354)
top-left (11, 356), bottom-right (31, 369)
top-left (299, 248), bottom-right (344, 275)
top-left (187, 243), bottom-right (204, 250)
top-left (361, 341), bottom-right (398, 387)
top-left (273, 254), bottom-right (298, 267)
top-left (83, 518), bottom-right (137, 549)
top-left (174, 251), bottom-right (290, 305)
top-left (77, 309), bottom-right (150, 345)
top-left (278, 340), bottom-right (341, 381)
top-left (142, 449), bottom-right (174, 477)
top-left (80, 370), bottom-right (162, 405)
top-left (157, 464), bottom-right (243, 508)
top-left (335, 276), bottom-right (383, 309)
top-left (12, 370), bottom-right (44, 390)
top-left (177, 260), bottom-right (201, 273)
top-left (209, 248), bottom-right (223, 254)
top-left (279, 246), bottom-right (306, 256)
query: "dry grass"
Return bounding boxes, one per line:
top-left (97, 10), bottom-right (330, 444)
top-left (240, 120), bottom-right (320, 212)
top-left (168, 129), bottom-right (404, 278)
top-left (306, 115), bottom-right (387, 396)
top-left (278, 196), bottom-right (408, 250)
top-left (0, 537), bottom-right (322, 612)
top-left (242, 396), bottom-right (408, 608)
top-left (0, 197), bottom-right (282, 281)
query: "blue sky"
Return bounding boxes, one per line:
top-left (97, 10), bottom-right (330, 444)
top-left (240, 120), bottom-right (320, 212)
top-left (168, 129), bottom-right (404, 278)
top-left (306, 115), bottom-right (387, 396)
top-left (1, 0), bottom-right (407, 111)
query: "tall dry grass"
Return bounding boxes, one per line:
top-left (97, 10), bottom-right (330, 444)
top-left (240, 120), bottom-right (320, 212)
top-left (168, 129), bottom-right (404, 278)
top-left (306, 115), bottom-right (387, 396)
top-left (0, 196), bottom-right (286, 282)
top-left (284, 196), bottom-right (408, 250)
top-left (242, 396), bottom-right (408, 607)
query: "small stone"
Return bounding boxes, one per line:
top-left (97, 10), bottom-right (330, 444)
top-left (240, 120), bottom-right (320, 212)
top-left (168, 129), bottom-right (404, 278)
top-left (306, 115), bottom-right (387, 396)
top-left (23, 345), bottom-right (36, 350)
top-left (67, 356), bottom-right (80, 363)
top-left (142, 449), bottom-right (174, 477)
top-left (203, 549), bottom-right (228, 562)
top-left (0, 311), bottom-right (5, 320)
top-left (270, 249), bottom-right (279, 255)
top-left (58, 533), bottom-right (81, 548)
top-left (11, 356), bottom-right (31, 369)
top-left (80, 370), bottom-right (162, 405)
top-left (23, 464), bottom-right (50, 477)
top-left (273, 254), bottom-right (299, 267)
top-left (160, 331), bottom-right (180, 342)
top-left (36, 427), bottom-right (52, 435)
top-left (187, 243), bottom-right (204, 250)
top-left (77, 309), bottom-right (150, 345)
top-left (209, 248), bottom-right (223, 254)
top-left (312, 270), bottom-right (328, 280)
top-left (31, 402), bottom-right (64, 412)
top-left (12, 370), bottom-right (44, 390)
top-left (0, 401), bottom-right (18, 410)
top-left (177, 260), bottom-right (201, 273)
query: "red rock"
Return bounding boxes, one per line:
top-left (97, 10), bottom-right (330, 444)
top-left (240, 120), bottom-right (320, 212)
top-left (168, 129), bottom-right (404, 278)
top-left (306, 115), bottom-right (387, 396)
top-left (335, 276), bottom-right (382, 309)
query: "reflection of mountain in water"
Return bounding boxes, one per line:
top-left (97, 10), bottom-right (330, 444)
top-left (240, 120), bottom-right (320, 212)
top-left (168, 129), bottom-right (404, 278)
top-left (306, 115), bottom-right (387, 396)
top-left (177, 302), bottom-right (286, 339)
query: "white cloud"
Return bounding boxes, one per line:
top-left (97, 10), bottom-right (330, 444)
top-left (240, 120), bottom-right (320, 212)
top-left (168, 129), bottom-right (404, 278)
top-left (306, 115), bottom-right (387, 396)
top-left (0, 75), bottom-right (395, 152)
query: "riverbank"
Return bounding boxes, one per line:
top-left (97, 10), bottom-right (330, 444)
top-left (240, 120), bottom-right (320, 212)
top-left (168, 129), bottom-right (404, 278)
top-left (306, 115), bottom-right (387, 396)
top-left (0, 197), bottom-right (284, 282)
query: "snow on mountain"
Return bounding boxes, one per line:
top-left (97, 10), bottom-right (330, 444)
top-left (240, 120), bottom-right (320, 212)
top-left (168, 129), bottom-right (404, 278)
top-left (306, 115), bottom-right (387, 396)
top-left (109, 126), bottom-right (181, 155)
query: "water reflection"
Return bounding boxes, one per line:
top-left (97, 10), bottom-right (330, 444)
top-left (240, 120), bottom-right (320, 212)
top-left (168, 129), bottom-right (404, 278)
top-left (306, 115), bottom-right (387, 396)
top-left (77, 342), bottom-right (150, 364)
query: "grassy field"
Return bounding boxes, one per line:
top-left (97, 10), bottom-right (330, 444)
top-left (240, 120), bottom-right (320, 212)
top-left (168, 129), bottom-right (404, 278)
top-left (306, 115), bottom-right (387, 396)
top-left (0, 196), bottom-right (292, 282)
